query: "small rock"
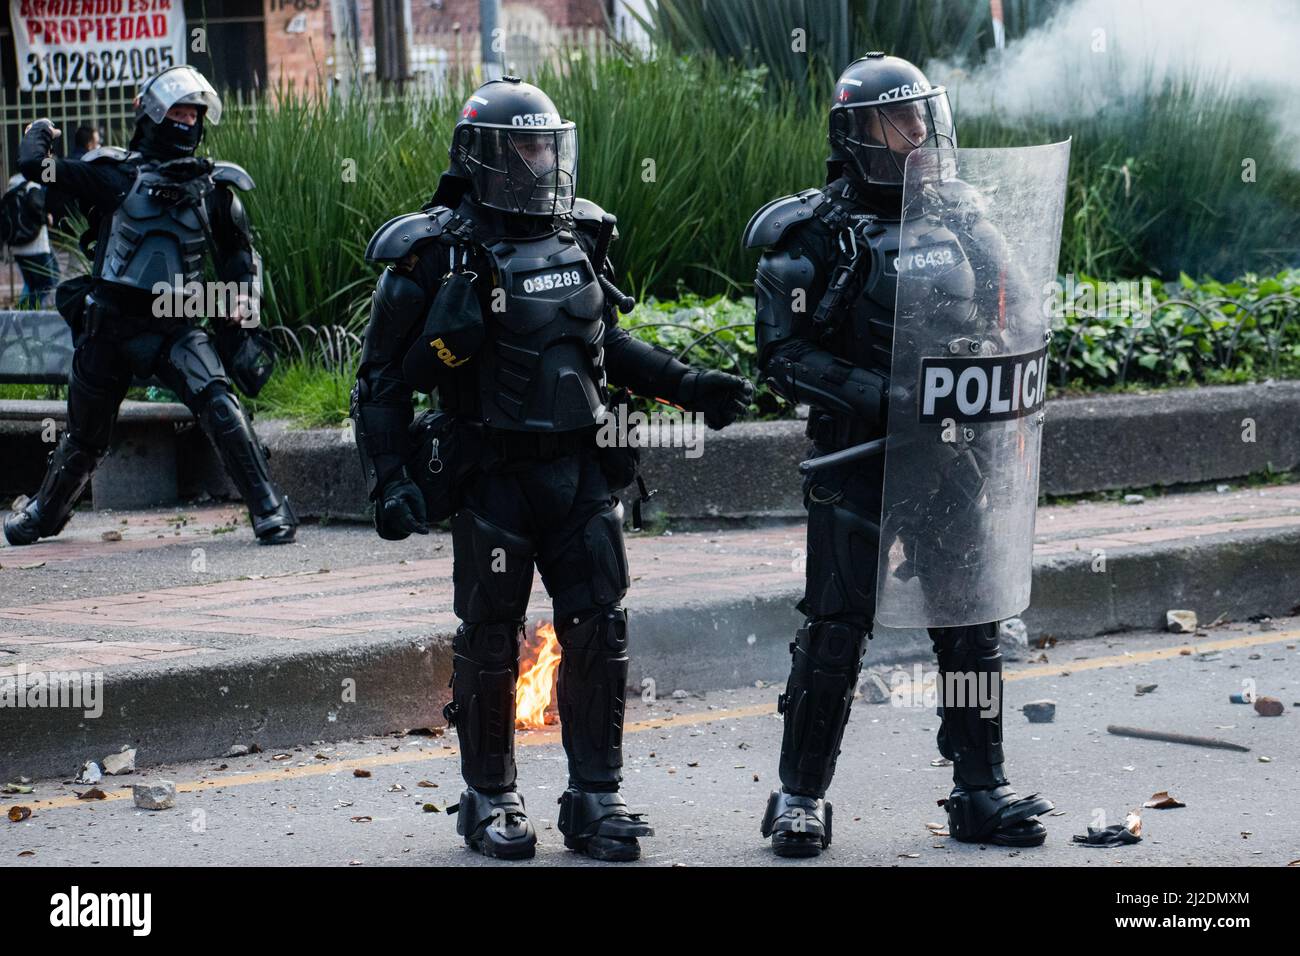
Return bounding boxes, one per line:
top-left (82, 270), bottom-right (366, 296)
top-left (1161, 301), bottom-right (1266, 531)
top-left (1254, 697), bottom-right (1285, 717)
top-left (671, 689), bottom-right (688, 700)
top-left (1165, 609), bottom-right (1197, 633)
top-left (1215, 484), bottom-right (1231, 494)
top-left (75, 761), bottom-right (103, 785)
top-left (100, 530), bottom-right (122, 542)
top-left (132, 780), bottom-right (176, 810)
top-left (1135, 683), bottom-right (1158, 696)
top-left (102, 749), bottom-right (136, 775)
top-left (1123, 494), bottom-right (1145, 504)
top-left (1022, 700), bottom-right (1056, 723)
top-left (999, 618), bottom-right (1029, 660)
top-left (999, 617), bottom-right (1029, 648)
top-left (858, 672), bottom-right (892, 704)
top-left (223, 744), bottom-right (251, 758)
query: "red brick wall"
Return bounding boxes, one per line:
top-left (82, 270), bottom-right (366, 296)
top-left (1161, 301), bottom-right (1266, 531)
top-left (263, 0), bottom-right (334, 93)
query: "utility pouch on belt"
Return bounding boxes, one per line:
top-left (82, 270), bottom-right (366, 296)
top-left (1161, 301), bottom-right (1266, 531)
top-left (402, 251), bottom-right (484, 392)
top-left (214, 323), bottom-right (277, 398)
top-left (54, 275), bottom-right (93, 339)
top-left (597, 387), bottom-right (656, 530)
top-left (408, 409), bottom-right (482, 522)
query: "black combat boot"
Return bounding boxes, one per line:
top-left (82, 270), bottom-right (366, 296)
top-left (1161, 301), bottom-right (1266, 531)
top-left (762, 617), bottom-right (867, 857)
top-left (932, 623), bottom-right (1053, 846)
top-left (3, 435), bottom-right (102, 546)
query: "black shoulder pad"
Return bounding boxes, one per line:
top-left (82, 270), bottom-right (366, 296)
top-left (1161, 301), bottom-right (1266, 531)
top-left (81, 146), bottom-right (130, 165)
top-left (365, 206), bottom-right (457, 263)
top-left (212, 161), bottom-right (255, 191)
top-left (570, 198), bottom-right (618, 240)
top-left (742, 188), bottom-right (825, 249)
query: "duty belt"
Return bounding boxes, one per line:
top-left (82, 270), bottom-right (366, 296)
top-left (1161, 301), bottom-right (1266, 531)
top-left (805, 411), bottom-right (878, 451)
top-left (485, 426), bottom-right (596, 461)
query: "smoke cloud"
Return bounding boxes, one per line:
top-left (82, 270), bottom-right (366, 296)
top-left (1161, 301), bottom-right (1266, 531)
top-left (927, 0), bottom-right (1300, 151)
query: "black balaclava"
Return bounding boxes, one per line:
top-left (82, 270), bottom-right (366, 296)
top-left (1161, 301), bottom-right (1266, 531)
top-left (130, 111), bottom-right (205, 161)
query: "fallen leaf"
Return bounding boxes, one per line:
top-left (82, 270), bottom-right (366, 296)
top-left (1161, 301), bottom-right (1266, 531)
top-left (75, 788), bottom-right (108, 800)
top-left (422, 803), bottom-right (441, 813)
top-left (350, 816), bottom-right (372, 823)
top-left (417, 780), bottom-right (438, 788)
top-left (1143, 790), bottom-right (1186, 809)
top-left (17, 850), bottom-right (34, 857)
top-left (353, 769), bottom-right (371, 778)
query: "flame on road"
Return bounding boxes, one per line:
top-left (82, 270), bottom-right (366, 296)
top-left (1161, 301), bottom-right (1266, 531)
top-left (516, 621), bottom-right (561, 729)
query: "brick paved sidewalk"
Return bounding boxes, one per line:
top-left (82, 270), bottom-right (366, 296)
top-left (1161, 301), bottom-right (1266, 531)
top-left (2, 482), bottom-right (1299, 678)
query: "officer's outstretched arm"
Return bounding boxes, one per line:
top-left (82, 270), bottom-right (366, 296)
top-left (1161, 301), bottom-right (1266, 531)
top-left (604, 323), bottom-right (754, 430)
top-left (755, 241), bottom-right (888, 425)
top-left (17, 119), bottom-right (123, 205)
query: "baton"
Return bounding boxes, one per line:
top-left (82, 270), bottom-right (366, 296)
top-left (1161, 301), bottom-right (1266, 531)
top-left (591, 213), bottom-right (637, 314)
top-left (798, 437), bottom-right (887, 474)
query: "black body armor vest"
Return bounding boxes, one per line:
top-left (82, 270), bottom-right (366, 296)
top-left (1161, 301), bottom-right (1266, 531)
top-left (98, 164), bottom-right (211, 292)
top-left (477, 229), bottom-right (607, 432)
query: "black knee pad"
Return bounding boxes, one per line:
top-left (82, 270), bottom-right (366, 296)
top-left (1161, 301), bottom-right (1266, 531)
top-left (448, 620), bottom-right (523, 793)
top-left (802, 496), bottom-right (880, 620)
top-left (555, 606), bottom-right (629, 790)
top-left (452, 509), bottom-right (535, 624)
top-left (549, 501), bottom-right (630, 619)
top-left (162, 326), bottom-right (229, 405)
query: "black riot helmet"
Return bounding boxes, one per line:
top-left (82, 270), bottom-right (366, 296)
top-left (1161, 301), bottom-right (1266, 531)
top-left (827, 53), bottom-right (956, 191)
top-left (449, 76), bottom-right (577, 217)
top-left (129, 65), bottom-right (223, 161)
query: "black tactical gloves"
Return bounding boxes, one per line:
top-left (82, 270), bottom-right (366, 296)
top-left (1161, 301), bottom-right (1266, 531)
top-left (678, 369), bottom-right (755, 430)
top-left (376, 474), bottom-right (429, 540)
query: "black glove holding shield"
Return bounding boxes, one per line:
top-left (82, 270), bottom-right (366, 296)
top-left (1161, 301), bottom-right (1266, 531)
top-left (678, 369), bottom-right (755, 430)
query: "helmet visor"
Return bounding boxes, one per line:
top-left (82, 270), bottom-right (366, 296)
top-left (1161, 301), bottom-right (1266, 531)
top-left (473, 126), bottom-right (577, 216)
top-left (837, 91), bottom-right (956, 186)
top-left (140, 67), bottom-right (223, 126)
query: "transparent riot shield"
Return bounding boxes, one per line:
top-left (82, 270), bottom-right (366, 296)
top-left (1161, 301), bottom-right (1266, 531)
top-left (875, 141), bottom-right (1071, 628)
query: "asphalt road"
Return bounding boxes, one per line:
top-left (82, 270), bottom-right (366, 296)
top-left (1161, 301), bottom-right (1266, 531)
top-left (5, 619), bottom-right (1297, 867)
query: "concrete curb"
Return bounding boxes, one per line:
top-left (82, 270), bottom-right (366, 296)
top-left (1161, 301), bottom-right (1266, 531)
top-left (252, 381), bottom-right (1300, 521)
top-left (7, 520), bottom-right (1299, 780)
top-left (5, 382), bottom-right (1300, 517)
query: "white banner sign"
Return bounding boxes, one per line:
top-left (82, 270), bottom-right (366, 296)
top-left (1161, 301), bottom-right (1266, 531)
top-left (10, 0), bottom-right (187, 92)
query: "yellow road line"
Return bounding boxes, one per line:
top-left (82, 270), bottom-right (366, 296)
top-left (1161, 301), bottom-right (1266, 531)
top-left (14, 632), bottom-right (1293, 814)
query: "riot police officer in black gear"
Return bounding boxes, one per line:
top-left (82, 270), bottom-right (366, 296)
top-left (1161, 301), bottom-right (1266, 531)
top-left (354, 76), bottom-right (753, 861)
top-left (5, 66), bottom-right (297, 547)
top-left (747, 54), bottom-right (1052, 857)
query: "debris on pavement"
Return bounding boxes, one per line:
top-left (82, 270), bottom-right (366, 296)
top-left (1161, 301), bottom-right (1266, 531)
top-left (75, 788), bottom-right (108, 800)
top-left (102, 748), bottom-right (136, 775)
top-left (132, 781), bottom-right (177, 810)
top-left (1135, 683), bottom-right (1158, 696)
top-left (1073, 811), bottom-right (1143, 847)
top-left (1022, 700), bottom-right (1056, 723)
top-left (7, 805), bottom-right (32, 822)
top-left (223, 745), bottom-right (251, 758)
top-left (1254, 696), bottom-right (1285, 717)
top-left (1143, 790), bottom-right (1186, 809)
top-left (858, 671), bottom-right (892, 704)
top-left (1107, 724), bottom-right (1250, 752)
top-left (1165, 610), bottom-right (1197, 633)
top-left (75, 761), bottom-right (103, 785)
